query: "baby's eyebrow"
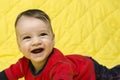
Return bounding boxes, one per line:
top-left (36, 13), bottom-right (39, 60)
top-left (19, 33), bottom-right (29, 38)
top-left (39, 30), bottom-right (50, 33)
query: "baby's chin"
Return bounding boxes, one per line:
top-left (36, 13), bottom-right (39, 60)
top-left (30, 56), bottom-right (48, 64)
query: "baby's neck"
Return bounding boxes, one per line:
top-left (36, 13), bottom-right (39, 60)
top-left (31, 59), bottom-right (47, 74)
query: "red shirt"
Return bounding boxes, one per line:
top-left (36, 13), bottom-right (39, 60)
top-left (5, 48), bottom-right (96, 80)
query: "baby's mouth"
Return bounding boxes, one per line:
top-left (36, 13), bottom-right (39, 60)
top-left (31, 48), bottom-right (44, 54)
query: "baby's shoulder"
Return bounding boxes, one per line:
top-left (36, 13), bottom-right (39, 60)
top-left (65, 54), bottom-right (93, 68)
top-left (66, 54), bottom-right (91, 62)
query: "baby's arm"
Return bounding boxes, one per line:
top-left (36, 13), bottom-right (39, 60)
top-left (90, 57), bottom-right (120, 80)
top-left (0, 57), bottom-right (25, 80)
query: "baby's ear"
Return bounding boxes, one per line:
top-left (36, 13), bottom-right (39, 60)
top-left (52, 34), bottom-right (55, 46)
top-left (16, 40), bottom-right (22, 52)
top-left (17, 43), bottom-right (22, 52)
top-left (51, 33), bottom-right (55, 40)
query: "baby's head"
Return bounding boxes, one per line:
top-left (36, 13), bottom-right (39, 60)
top-left (15, 9), bottom-right (54, 34)
top-left (15, 9), bottom-right (55, 63)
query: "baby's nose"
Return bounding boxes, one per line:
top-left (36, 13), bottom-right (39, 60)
top-left (32, 37), bottom-right (41, 46)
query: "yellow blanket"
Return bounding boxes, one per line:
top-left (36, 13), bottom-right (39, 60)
top-left (0, 0), bottom-right (120, 79)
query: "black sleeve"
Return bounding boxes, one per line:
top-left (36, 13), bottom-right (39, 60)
top-left (0, 71), bottom-right (8, 80)
top-left (89, 57), bottom-right (120, 80)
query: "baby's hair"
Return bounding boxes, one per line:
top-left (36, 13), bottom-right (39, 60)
top-left (15, 9), bottom-right (53, 34)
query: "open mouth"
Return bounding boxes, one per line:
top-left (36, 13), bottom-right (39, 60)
top-left (31, 48), bottom-right (44, 54)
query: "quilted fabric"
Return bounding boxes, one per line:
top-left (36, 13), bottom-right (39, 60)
top-left (0, 0), bottom-right (120, 79)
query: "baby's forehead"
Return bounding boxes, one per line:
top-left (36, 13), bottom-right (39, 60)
top-left (17, 16), bottom-right (50, 26)
top-left (15, 15), bottom-right (53, 33)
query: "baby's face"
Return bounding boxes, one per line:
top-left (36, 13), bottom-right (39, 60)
top-left (16, 16), bottom-right (54, 63)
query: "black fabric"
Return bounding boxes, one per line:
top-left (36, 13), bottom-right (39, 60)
top-left (90, 57), bottom-right (120, 80)
top-left (0, 71), bottom-right (8, 80)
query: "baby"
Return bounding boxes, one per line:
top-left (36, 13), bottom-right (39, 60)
top-left (0, 9), bottom-right (120, 80)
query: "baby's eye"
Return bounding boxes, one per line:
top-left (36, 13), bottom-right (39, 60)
top-left (40, 33), bottom-right (47, 36)
top-left (23, 36), bottom-right (31, 40)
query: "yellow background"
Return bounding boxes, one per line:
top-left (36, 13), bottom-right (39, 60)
top-left (0, 0), bottom-right (120, 79)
